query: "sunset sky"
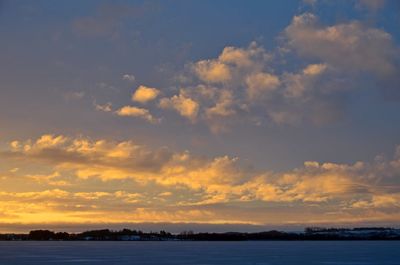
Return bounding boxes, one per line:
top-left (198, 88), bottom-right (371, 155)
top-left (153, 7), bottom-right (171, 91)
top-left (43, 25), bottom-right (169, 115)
top-left (1, 0), bottom-right (400, 233)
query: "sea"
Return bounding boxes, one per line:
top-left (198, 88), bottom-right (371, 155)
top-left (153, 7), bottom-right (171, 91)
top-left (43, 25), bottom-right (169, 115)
top-left (0, 241), bottom-right (399, 264)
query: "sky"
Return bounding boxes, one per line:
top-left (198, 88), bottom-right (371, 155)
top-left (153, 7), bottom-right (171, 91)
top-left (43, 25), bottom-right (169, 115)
top-left (0, 0), bottom-right (400, 233)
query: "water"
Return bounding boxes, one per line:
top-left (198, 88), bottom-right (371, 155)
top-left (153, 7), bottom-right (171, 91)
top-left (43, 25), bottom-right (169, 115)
top-left (0, 241), bottom-right (399, 265)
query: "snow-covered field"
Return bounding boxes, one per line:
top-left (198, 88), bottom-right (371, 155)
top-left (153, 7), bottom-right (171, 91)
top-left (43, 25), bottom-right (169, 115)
top-left (0, 241), bottom-right (399, 265)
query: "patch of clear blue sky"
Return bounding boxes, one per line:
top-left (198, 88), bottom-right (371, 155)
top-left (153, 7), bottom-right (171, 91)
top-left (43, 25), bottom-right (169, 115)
top-left (0, 0), bottom-right (400, 170)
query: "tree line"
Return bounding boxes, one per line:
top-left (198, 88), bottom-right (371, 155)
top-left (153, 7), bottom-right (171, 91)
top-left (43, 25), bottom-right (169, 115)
top-left (0, 227), bottom-right (399, 241)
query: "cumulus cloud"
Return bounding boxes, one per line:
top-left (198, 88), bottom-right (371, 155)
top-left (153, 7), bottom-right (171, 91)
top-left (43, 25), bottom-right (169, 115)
top-left (245, 72), bottom-right (280, 100)
top-left (115, 106), bottom-right (159, 123)
top-left (190, 13), bottom-right (393, 126)
top-left (193, 60), bottom-right (232, 83)
top-left (159, 42), bottom-right (283, 131)
top-left (281, 63), bottom-right (328, 99)
top-left (94, 87), bottom-right (161, 123)
top-left (284, 13), bottom-right (397, 77)
top-left (95, 102), bottom-right (113, 112)
top-left (122, 74), bottom-right (136, 82)
top-left (96, 13), bottom-right (399, 131)
top-left (160, 37), bottom-right (370, 130)
top-left (159, 91), bottom-right (199, 122)
top-left (203, 89), bottom-right (237, 134)
top-left (205, 89), bottom-right (236, 118)
top-left (132, 85), bottom-right (160, 103)
top-left (190, 42), bottom-right (271, 84)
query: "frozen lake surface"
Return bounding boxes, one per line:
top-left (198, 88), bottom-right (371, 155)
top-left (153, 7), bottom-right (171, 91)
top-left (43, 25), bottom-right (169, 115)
top-left (0, 241), bottom-right (399, 265)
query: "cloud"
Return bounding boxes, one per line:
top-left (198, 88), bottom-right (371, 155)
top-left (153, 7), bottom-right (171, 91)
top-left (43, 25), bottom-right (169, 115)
top-left (96, 32), bottom-right (397, 132)
top-left (284, 13), bottom-right (398, 77)
top-left (159, 91), bottom-right (199, 122)
top-left (302, 63), bottom-right (327, 76)
top-left (357, 0), bottom-right (385, 11)
top-left (203, 89), bottom-right (236, 134)
top-left (204, 89), bottom-right (236, 118)
top-left (193, 60), bottom-right (232, 83)
top-left (9, 168), bottom-right (19, 173)
top-left (115, 106), bottom-right (159, 123)
top-left (72, 2), bottom-right (156, 38)
top-left (189, 42), bottom-right (275, 90)
top-left (160, 42), bottom-right (282, 131)
top-left (63, 91), bottom-right (85, 101)
top-left (4, 134), bottom-right (400, 203)
top-left (28, 171), bottom-right (71, 187)
top-left (4, 135), bottom-right (173, 181)
top-left (94, 14), bottom-right (399, 131)
top-left (95, 102), bottom-right (112, 112)
top-left (162, 39), bottom-right (363, 130)
top-left (245, 72), bottom-right (280, 100)
top-left (190, 42), bottom-right (273, 86)
top-left (94, 86), bottom-right (161, 123)
top-left (302, 0), bottom-right (317, 6)
top-left (1, 134), bottom-right (400, 225)
top-left (122, 74), bottom-right (136, 82)
top-left (0, 187), bottom-right (223, 225)
top-left (72, 4), bottom-right (128, 38)
top-left (132, 85), bottom-right (160, 104)
top-left (281, 63), bottom-right (328, 99)
top-left (302, 0), bottom-right (385, 11)
top-left (351, 194), bottom-right (400, 209)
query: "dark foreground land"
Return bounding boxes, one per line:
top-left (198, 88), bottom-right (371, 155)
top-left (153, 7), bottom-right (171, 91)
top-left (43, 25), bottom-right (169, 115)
top-left (1, 227), bottom-right (400, 241)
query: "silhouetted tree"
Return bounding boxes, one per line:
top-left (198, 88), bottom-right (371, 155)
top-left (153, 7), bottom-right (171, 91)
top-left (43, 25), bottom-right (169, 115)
top-left (29, 230), bottom-right (56, 240)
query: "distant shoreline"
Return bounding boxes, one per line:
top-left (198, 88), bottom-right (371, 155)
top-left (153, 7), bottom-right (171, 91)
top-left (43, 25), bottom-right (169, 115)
top-left (1, 227), bottom-right (399, 241)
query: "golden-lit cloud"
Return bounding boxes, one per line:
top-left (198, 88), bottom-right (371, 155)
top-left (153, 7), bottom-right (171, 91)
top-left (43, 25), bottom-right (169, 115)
top-left (157, 38), bottom-right (365, 130)
top-left (159, 91), bottom-right (199, 122)
top-left (284, 13), bottom-right (397, 76)
top-left (132, 85), bottom-right (160, 103)
top-left (245, 72), bottom-right (280, 100)
top-left (1, 134), bottom-right (400, 226)
top-left (158, 42), bottom-right (280, 131)
top-left (281, 63), bottom-right (328, 99)
top-left (115, 105), bottom-right (159, 123)
top-left (302, 63), bottom-right (327, 76)
top-left (204, 90), bottom-right (235, 117)
top-left (28, 171), bottom-right (71, 187)
top-left (193, 60), bottom-right (232, 83)
top-left (93, 11), bottom-right (399, 132)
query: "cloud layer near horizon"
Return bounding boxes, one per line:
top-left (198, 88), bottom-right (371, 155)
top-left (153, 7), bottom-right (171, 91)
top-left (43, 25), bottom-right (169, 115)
top-left (1, 134), bottom-right (399, 227)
